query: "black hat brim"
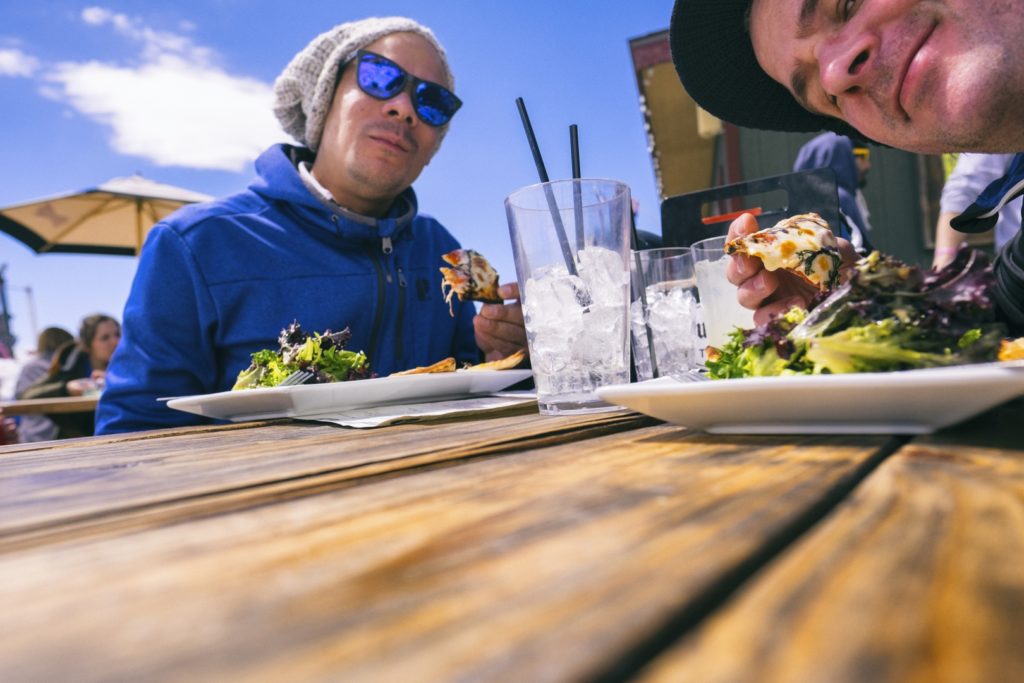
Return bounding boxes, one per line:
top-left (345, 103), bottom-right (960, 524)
top-left (669, 0), bottom-right (868, 141)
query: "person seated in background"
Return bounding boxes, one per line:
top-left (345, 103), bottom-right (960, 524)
top-left (932, 154), bottom-right (1022, 270)
top-left (20, 314), bottom-right (121, 439)
top-left (851, 145), bottom-right (873, 236)
top-left (95, 16), bottom-right (526, 435)
top-left (14, 326), bottom-right (73, 443)
top-left (792, 132), bottom-right (875, 254)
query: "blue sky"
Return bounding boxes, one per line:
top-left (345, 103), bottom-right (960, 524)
top-left (0, 1), bottom-right (675, 357)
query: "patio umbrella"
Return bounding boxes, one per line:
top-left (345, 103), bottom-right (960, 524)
top-left (0, 175), bottom-right (212, 256)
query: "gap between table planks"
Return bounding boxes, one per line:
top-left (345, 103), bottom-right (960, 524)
top-left (635, 398), bottom-right (1024, 683)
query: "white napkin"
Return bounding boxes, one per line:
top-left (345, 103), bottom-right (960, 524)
top-left (297, 391), bottom-right (537, 428)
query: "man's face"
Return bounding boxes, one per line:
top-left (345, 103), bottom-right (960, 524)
top-left (749, 0), bottom-right (1024, 153)
top-left (314, 32), bottom-right (447, 213)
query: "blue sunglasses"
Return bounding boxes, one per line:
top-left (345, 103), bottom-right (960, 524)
top-left (354, 50), bottom-right (462, 127)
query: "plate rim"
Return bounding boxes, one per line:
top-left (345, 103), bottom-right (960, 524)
top-left (595, 362), bottom-right (1024, 434)
top-left (165, 368), bottom-right (534, 420)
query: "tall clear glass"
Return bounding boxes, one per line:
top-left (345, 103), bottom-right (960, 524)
top-left (505, 179), bottom-right (632, 415)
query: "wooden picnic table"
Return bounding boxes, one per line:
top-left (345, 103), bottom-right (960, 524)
top-left (0, 394), bottom-right (99, 417)
top-left (1, 399), bottom-right (1022, 682)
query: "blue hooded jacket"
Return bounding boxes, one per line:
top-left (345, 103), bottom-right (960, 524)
top-left (95, 144), bottom-right (480, 434)
top-left (793, 132), bottom-right (873, 252)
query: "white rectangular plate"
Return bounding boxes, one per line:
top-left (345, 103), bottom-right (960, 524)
top-left (166, 369), bottom-right (533, 422)
top-left (596, 362), bottom-right (1024, 434)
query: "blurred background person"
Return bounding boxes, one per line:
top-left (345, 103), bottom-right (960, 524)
top-left (793, 132), bottom-right (875, 254)
top-left (19, 314), bottom-right (121, 439)
top-left (13, 326), bottom-right (73, 443)
top-left (932, 153), bottom-right (1022, 269)
top-left (851, 144), bottom-right (873, 235)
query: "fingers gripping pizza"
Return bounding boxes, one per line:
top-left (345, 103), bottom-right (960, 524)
top-left (725, 213), bottom-right (843, 291)
top-left (439, 248), bottom-right (503, 315)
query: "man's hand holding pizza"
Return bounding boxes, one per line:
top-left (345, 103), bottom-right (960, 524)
top-left (474, 283), bottom-right (527, 362)
top-left (725, 213), bottom-right (859, 325)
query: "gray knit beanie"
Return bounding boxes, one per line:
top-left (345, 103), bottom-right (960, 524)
top-left (273, 16), bottom-right (455, 152)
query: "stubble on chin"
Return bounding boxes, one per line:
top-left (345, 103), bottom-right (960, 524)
top-left (349, 165), bottom-right (407, 200)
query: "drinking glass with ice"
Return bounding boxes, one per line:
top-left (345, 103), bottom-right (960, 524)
top-left (506, 179), bottom-right (632, 414)
top-left (629, 247), bottom-right (702, 381)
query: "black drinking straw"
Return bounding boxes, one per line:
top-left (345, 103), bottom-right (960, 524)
top-left (515, 97), bottom-right (577, 275)
top-left (569, 124), bottom-right (585, 248)
top-left (631, 213), bottom-right (660, 379)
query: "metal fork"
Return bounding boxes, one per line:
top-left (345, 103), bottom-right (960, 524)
top-left (672, 369), bottom-right (711, 383)
top-left (278, 370), bottom-right (314, 387)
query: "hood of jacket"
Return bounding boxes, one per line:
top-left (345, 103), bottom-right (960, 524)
top-left (247, 143), bottom-right (418, 246)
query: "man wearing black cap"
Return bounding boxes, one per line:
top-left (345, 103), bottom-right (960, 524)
top-left (669, 0), bottom-right (1024, 332)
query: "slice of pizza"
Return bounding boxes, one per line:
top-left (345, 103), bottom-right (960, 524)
top-left (390, 357), bottom-right (457, 376)
top-left (724, 212), bottom-right (843, 291)
top-left (463, 348), bottom-right (527, 371)
top-left (439, 248), bottom-right (503, 315)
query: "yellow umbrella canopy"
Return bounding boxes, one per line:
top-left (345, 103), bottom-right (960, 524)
top-left (0, 175), bottom-right (212, 256)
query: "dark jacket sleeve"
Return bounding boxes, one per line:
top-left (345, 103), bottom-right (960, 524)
top-left (18, 348), bottom-right (88, 400)
top-left (19, 378), bottom-right (70, 400)
top-left (994, 230), bottom-right (1024, 335)
top-left (16, 351), bottom-right (94, 439)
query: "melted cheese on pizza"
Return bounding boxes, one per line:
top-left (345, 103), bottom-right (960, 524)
top-left (725, 213), bottom-right (842, 291)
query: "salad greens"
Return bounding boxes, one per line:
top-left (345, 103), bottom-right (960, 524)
top-left (232, 321), bottom-right (371, 390)
top-left (706, 248), bottom-right (1007, 379)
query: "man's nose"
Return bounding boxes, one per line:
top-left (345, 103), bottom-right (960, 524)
top-left (818, 31), bottom-right (877, 103)
top-left (383, 87), bottom-right (416, 125)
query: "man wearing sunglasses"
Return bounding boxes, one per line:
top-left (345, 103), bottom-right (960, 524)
top-left (96, 16), bottom-right (526, 434)
top-left (668, 0), bottom-right (1024, 335)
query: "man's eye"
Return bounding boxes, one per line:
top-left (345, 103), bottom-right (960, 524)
top-left (840, 0), bottom-right (856, 19)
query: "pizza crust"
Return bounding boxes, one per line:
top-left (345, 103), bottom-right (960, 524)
top-left (390, 357), bottom-right (457, 376)
top-left (463, 348), bottom-right (527, 371)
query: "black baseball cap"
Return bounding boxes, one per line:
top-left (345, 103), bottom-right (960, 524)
top-left (669, 0), bottom-right (867, 141)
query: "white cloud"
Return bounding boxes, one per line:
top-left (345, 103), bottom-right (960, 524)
top-left (81, 6), bottom-right (115, 26)
top-left (0, 48), bottom-right (40, 77)
top-left (80, 6), bottom-right (214, 64)
top-left (48, 54), bottom-right (283, 171)
top-left (36, 7), bottom-right (286, 171)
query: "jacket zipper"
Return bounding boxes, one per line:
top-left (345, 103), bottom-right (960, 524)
top-left (366, 247), bottom-right (387, 363)
top-left (395, 266), bottom-right (407, 361)
top-left (369, 235), bottom-right (406, 367)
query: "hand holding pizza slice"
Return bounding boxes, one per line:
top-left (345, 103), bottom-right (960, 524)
top-left (725, 213), bottom-right (843, 292)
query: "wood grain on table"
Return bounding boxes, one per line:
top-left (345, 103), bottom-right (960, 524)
top-left (0, 421), bottom-right (892, 683)
top-left (638, 401), bottom-right (1024, 683)
top-left (0, 410), bottom-right (651, 551)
